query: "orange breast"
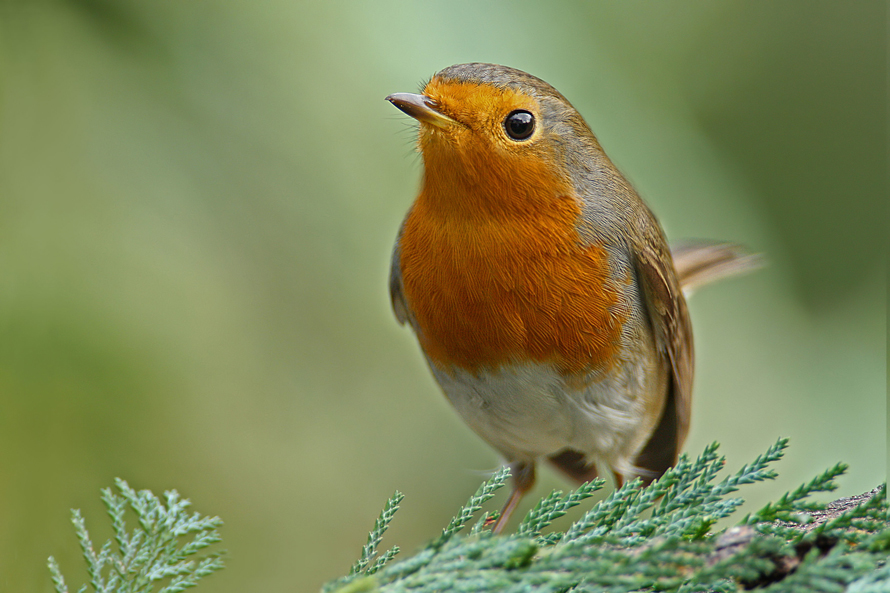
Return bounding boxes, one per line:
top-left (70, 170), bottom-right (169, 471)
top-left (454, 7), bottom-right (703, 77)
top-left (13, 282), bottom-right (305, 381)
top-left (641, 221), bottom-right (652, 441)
top-left (399, 188), bottom-right (628, 376)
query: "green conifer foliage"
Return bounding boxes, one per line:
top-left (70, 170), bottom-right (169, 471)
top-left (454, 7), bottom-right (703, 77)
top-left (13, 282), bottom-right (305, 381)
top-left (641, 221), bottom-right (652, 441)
top-left (48, 479), bottom-right (224, 593)
top-left (324, 439), bottom-right (889, 593)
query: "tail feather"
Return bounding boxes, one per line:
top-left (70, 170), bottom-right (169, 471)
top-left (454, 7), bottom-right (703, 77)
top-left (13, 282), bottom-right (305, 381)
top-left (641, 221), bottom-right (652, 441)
top-left (670, 241), bottom-right (763, 295)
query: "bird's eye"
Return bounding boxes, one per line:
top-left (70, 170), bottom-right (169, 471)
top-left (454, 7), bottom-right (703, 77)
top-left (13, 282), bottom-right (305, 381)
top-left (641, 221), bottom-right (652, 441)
top-left (504, 110), bottom-right (535, 141)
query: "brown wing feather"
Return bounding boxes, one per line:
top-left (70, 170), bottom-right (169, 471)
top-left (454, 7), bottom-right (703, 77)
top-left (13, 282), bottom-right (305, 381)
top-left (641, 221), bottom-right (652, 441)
top-left (389, 221), bottom-right (410, 325)
top-left (631, 223), bottom-right (694, 479)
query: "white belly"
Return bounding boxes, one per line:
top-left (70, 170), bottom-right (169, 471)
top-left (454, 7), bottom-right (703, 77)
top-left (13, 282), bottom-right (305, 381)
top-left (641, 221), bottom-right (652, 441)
top-left (428, 354), bottom-right (666, 476)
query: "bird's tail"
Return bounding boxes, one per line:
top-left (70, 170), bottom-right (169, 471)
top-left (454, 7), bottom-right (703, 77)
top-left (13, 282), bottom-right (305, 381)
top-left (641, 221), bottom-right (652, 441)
top-left (670, 241), bottom-right (763, 296)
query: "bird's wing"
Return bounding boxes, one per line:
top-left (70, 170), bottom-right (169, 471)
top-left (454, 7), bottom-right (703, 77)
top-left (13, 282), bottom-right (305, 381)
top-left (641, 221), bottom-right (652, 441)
top-left (631, 221), bottom-right (694, 479)
top-left (389, 225), bottom-right (410, 325)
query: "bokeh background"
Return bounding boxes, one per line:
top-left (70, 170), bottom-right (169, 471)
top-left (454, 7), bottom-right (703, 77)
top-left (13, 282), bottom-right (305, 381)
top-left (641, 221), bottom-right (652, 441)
top-left (0, 1), bottom-right (885, 590)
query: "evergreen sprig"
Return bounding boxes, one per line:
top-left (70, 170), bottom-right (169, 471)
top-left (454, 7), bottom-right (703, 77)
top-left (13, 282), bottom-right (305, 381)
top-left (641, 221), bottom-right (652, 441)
top-left (432, 466), bottom-right (511, 548)
top-left (47, 478), bottom-right (224, 593)
top-left (517, 478), bottom-right (603, 539)
top-left (350, 490), bottom-right (405, 576)
top-left (325, 438), bottom-right (889, 593)
top-left (746, 462), bottom-right (847, 525)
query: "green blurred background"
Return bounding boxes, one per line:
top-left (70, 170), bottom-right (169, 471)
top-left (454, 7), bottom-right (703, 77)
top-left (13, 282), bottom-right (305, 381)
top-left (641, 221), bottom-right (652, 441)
top-left (0, 1), bottom-right (885, 590)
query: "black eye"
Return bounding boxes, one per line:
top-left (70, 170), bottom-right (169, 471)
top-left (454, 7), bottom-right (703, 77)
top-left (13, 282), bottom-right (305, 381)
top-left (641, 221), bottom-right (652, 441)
top-left (504, 110), bottom-right (535, 141)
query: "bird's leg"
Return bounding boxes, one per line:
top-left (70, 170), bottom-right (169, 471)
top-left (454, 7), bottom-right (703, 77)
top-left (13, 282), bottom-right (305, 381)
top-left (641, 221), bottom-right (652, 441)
top-left (492, 461), bottom-right (535, 534)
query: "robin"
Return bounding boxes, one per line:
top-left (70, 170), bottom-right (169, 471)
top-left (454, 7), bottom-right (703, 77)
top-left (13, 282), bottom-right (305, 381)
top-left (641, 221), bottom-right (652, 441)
top-left (386, 63), bottom-right (757, 533)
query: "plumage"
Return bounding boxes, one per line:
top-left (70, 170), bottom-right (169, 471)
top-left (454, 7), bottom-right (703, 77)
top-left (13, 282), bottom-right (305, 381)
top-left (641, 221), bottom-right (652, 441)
top-left (386, 63), bottom-right (757, 532)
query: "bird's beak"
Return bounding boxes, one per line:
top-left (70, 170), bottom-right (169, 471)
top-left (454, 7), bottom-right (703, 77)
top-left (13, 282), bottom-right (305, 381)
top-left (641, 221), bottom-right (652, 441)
top-left (385, 93), bottom-right (456, 129)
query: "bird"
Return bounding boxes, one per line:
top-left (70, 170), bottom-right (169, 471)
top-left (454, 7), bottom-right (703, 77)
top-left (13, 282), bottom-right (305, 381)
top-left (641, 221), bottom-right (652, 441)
top-left (385, 63), bottom-right (758, 533)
